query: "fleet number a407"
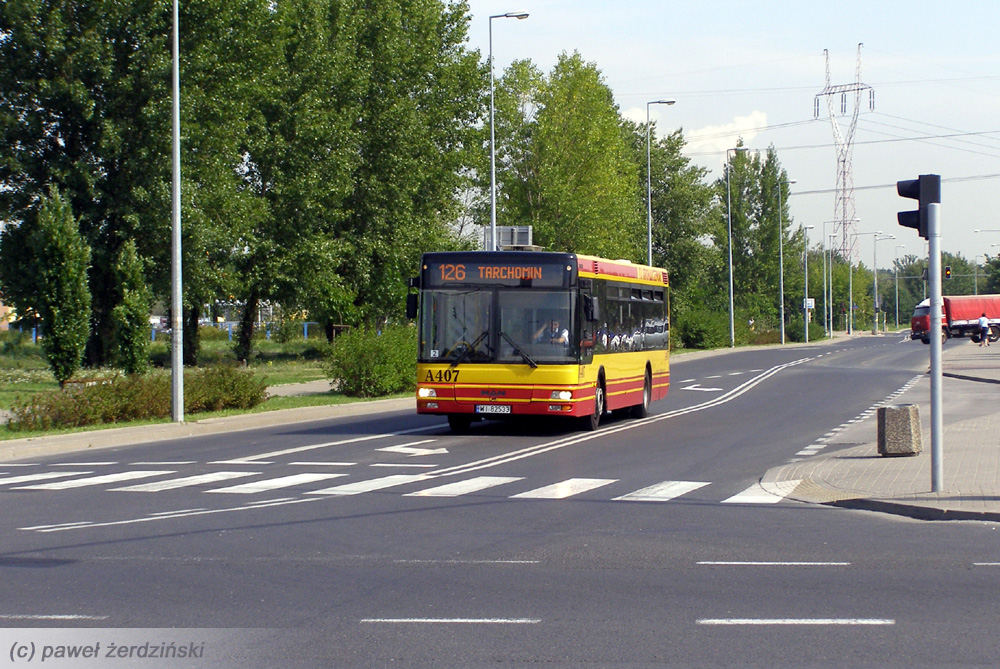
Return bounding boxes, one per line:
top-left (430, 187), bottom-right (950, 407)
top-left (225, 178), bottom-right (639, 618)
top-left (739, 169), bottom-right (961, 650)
top-left (424, 369), bottom-right (460, 383)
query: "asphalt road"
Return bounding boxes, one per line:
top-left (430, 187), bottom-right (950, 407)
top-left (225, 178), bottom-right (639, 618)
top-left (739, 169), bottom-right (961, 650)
top-left (2, 336), bottom-right (999, 667)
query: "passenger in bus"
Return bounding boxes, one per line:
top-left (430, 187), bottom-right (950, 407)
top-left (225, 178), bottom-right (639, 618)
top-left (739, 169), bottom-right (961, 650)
top-left (533, 318), bottom-right (569, 346)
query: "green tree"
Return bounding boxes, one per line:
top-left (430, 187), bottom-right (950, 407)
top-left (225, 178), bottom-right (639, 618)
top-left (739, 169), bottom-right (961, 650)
top-left (0, 0), bottom-right (276, 367)
top-left (230, 0), bottom-right (484, 361)
top-left (31, 189), bottom-right (92, 387)
top-left (624, 121), bottom-right (718, 316)
top-left (713, 144), bottom-right (797, 331)
top-left (529, 52), bottom-right (643, 259)
top-left (112, 239), bottom-right (153, 375)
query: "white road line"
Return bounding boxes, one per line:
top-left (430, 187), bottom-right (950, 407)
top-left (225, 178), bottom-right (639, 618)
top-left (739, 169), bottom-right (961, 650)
top-left (394, 560), bottom-right (539, 565)
top-left (49, 462), bottom-right (116, 466)
top-left (698, 618), bottom-right (894, 626)
top-left (0, 472), bottom-right (93, 486)
top-left (721, 480), bottom-right (801, 504)
top-left (21, 497), bottom-right (321, 532)
top-left (371, 463), bottom-right (437, 468)
top-left (613, 480), bottom-right (710, 502)
top-left (19, 521), bottom-right (95, 531)
top-left (360, 618), bottom-right (540, 625)
top-left (206, 473), bottom-right (345, 494)
top-left (405, 476), bottom-right (523, 497)
top-left (511, 478), bottom-right (617, 499)
top-left (0, 614), bottom-right (109, 620)
top-left (131, 461), bottom-right (197, 465)
top-left (308, 474), bottom-right (432, 496)
top-left (289, 462), bottom-right (356, 467)
top-left (697, 561), bottom-right (851, 566)
top-left (15, 471), bottom-right (173, 490)
top-left (214, 425), bottom-right (440, 464)
top-left (111, 472), bottom-right (258, 492)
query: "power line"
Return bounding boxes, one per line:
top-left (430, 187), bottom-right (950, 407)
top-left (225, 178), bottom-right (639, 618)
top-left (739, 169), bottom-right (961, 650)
top-left (789, 173), bottom-right (1000, 197)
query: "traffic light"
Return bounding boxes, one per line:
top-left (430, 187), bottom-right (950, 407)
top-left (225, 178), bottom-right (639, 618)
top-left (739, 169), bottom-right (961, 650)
top-left (897, 174), bottom-right (941, 239)
top-left (945, 266), bottom-right (952, 280)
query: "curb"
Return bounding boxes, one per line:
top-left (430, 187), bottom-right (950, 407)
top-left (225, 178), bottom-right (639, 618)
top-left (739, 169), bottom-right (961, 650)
top-left (827, 498), bottom-right (1000, 522)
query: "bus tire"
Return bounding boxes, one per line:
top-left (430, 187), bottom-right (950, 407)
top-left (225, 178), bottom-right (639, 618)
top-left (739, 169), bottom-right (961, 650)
top-left (990, 326), bottom-right (1000, 343)
top-left (631, 369), bottom-right (652, 419)
top-left (447, 414), bottom-right (473, 433)
top-left (582, 377), bottom-right (605, 431)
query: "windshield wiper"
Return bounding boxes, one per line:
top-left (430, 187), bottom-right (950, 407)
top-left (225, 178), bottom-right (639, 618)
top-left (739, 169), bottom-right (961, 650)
top-left (499, 331), bottom-right (538, 368)
top-left (449, 329), bottom-right (490, 369)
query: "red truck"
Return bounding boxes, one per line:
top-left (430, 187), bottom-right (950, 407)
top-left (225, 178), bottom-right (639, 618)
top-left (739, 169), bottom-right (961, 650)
top-left (910, 295), bottom-right (1000, 344)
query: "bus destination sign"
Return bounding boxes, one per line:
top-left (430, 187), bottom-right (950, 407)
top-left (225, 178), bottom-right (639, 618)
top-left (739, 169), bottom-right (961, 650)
top-left (424, 260), bottom-right (570, 288)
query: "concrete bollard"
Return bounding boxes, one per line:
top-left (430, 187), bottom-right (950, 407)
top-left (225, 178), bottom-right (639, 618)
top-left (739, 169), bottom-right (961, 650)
top-left (877, 404), bottom-right (922, 457)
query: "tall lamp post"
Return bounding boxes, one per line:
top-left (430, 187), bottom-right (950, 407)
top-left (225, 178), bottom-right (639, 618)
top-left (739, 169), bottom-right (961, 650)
top-left (803, 225), bottom-right (815, 343)
top-left (725, 147), bottom-right (748, 348)
top-left (854, 231), bottom-right (893, 334)
top-left (873, 234), bottom-right (895, 333)
top-left (894, 244), bottom-right (906, 328)
top-left (488, 10), bottom-right (529, 252)
top-left (171, 0), bottom-right (184, 422)
top-left (776, 179), bottom-right (795, 344)
top-left (646, 99), bottom-right (676, 266)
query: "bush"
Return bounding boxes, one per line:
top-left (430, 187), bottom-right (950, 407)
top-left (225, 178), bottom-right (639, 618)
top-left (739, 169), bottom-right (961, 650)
top-left (324, 324), bottom-right (416, 397)
top-left (786, 318), bottom-right (825, 343)
top-left (6, 366), bottom-right (267, 431)
top-left (675, 308), bottom-right (731, 349)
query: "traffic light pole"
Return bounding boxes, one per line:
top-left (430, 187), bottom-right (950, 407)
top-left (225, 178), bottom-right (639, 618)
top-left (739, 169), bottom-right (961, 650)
top-left (927, 202), bottom-right (943, 492)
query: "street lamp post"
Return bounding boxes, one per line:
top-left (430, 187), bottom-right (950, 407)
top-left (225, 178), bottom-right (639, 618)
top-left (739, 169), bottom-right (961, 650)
top-left (171, 0), bottom-right (184, 423)
top-left (894, 244), bottom-right (906, 328)
top-left (873, 234), bottom-right (894, 333)
top-left (646, 99), bottom-right (676, 266)
top-left (853, 231), bottom-right (893, 334)
top-left (725, 147), bottom-right (748, 348)
top-left (803, 225), bottom-right (815, 343)
top-left (776, 179), bottom-right (795, 344)
top-left (488, 10), bottom-right (529, 252)
top-left (827, 233), bottom-right (836, 333)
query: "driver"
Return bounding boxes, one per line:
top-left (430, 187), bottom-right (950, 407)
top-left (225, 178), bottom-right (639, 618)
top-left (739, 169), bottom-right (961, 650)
top-left (533, 318), bottom-right (568, 345)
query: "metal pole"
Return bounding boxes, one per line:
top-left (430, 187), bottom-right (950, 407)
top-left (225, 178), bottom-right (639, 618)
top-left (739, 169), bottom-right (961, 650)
top-left (170, 0), bottom-right (184, 423)
top-left (777, 182), bottom-right (790, 344)
top-left (645, 100), bottom-right (675, 266)
top-left (488, 18), bottom-right (497, 252)
top-left (488, 12), bottom-right (528, 253)
top-left (821, 226), bottom-right (828, 337)
top-left (804, 226), bottom-right (812, 343)
top-left (928, 202), bottom-right (943, 492)
top-left (872, 239), bottom-right (878, 335)
top-left (726, 160), bottom-right (735, 348)
top-left (646, 105), bottom-right (652, 266)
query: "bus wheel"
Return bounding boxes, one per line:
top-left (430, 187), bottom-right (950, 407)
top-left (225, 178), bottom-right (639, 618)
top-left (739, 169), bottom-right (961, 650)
top-left (990, 326), bottom-right (1000, 343)
top-left (447, 414), bottom-right (473, 433)
top-left (631, 370), bottom-right (652, 419)
top-left (582, 380), bottom-right (605, 431)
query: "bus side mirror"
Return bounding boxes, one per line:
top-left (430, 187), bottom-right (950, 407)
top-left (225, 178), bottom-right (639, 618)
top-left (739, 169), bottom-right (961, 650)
top-left (406, 293), bottom-right (418, 319)
top-left (584, 296), bottom-right (600, 322)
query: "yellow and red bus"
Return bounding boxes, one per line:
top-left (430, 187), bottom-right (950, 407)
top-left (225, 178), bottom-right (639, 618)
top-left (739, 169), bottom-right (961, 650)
top-left (407, 251), bottom-right (669, 431)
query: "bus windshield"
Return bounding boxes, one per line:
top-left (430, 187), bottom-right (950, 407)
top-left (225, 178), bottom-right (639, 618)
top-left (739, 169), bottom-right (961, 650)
top-left (418, 289), bottom-right (575, 365)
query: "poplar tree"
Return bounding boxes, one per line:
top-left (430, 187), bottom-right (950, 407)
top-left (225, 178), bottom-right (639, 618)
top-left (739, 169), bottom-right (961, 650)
top-left (31, 189), bottom-right (92, 388)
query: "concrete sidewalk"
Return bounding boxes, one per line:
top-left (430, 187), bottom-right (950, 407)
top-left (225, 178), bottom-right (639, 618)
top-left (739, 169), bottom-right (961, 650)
top-left (762, 336), bottom-right (1000, 521)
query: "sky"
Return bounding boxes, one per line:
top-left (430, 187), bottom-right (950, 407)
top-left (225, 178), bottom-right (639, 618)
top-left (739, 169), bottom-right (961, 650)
top-left (465, 0), bottom-right (1000, 271)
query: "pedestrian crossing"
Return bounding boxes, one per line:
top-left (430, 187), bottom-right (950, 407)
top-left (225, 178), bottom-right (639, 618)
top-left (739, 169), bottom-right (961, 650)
top-left (0, 466), bottom-right (802, 505)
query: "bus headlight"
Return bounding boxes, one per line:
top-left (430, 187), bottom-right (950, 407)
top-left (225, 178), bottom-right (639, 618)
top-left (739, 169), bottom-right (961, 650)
top-left (418, 387), bottom-right (437, 398)
top-left (550, 390), bottom-right (572, 401)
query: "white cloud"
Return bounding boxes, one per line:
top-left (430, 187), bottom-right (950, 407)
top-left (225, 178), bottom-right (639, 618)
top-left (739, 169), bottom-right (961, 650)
top-left (685, 111), bottom-right (769, 165)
